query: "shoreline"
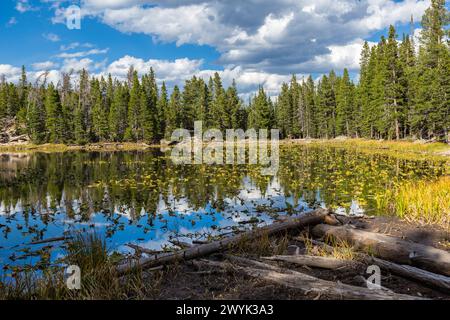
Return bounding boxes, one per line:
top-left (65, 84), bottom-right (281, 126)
top-left (1, 138), bottom-right (449, 157)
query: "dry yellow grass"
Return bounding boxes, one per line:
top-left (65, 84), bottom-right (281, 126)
top-left (301, 235), bottom-right (357, 261)
top-left (282, 138), bottom-right (450, 161)
top-left (377, 176), bottom-right (450, 228)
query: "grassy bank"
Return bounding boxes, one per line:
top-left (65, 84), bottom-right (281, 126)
top-left (2, 138), bottom-right (450, 156)
top-left (0, 142), bottom-right (160, 153)
top-left (296, 138), bottom-right (450, 158)
top-left (0, 233), bottom-right (154, 300)
top-left (376, 176), bottom-right (450, 228)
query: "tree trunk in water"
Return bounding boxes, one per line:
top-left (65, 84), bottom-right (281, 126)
top-left (117, 209), bottom-right (330, 274)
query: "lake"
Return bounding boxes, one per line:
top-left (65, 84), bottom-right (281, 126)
top-left (0, 145), bottom-right (448, 272)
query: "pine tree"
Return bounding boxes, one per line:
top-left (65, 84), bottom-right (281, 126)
top-left (44, 83), bottom-right (64, 143)
top-left (289, 75), bottom-right (301, 137)
top-left (336, 69), bottom-right (354, 136)
top-left (304, 76), bottom-right (316, 138)
top-left (371, 38), bottom-right (388, 138)
top-left (147, 68), bottom-right (162, 140)
top-left (6, 83), bottom-right (19, 118)
top-left (109, 82), bottom-right (129, 142)
top-left (140, 73), bottom-right (158, 142)
top-left (165, 85), bottom-right (181, 138)
top-left (27, 85), bottom-right (46, 144)
top-left (413, 0), bottom-right (450, 140)
top-left (358, 41), bottom-right (372, 137)
top-left (209, 73), bottom-right (227, 130)
top-left (0, 77), bottom-right (7, 120)
top-left (74, 70), bottom-right (91, 144)
top-left (60, 73), bottom-right (76, 143)
top-left (226, 80), bottom-right (242, 129)
top-left (196, 79), bottom-right (209, 125)
top-left (91, 78), bottom-right (109, 141)
top-left (16, 66), bottom-right (29, 129)
top-left (158, 82), bottom-right (169, 139)
top-left (126, 71), bottom-right (142, 141)
top-left (399, 35), bottom-right (416, 137)
top-left (276, 82), bottom-right (292, 138)
top-left (249, 87), bottom-right (273, 130)
top-left (384, 25), bottom-right (406, 140)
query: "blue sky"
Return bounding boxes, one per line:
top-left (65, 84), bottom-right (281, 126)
top-left (0, 0), bottom-right (435, 97)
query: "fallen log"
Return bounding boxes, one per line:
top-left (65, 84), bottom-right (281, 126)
top-left (312, 224), bottom-right (450, 276)
top-left (117, 209), bottom-right (330, 274)
top-left (8, 134), bottom-right (29, 143)
top-left (169, 240), bottom-right (193, 249)
top-left (297, 234), bottom-right (450, 292)
top-left (367, 257), bottom-right (450, 294)
top-left (126, 243), bottom-right (166, 255)
top-left (202, 258), bottom-right (424, 300)
top-left (262, 255), bottom-right (359, 270)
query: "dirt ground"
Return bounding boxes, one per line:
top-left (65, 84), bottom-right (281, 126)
top-left (136, 217), bottom-right (450, 300)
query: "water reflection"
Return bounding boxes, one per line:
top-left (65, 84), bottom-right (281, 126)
top-left (0, 147), bottom-right (447, 271)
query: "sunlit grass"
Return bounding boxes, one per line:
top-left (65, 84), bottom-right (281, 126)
top-left (313, 138), bottom-right (449, 154)
top-left (284, 138), bottom-right (450, 161)
top-left (377, 176), bottom-right (450, 228)
top-left (302, 235), bottom-right (356, 261)
top-left (0, 142), bottom-right (159, 153)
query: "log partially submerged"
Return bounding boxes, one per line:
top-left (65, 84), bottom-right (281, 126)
top-left (117, 209), bottom-right (329, 274)
top-left (312, 224), bottom-right (450, 276)
top-left (262, 255), bottom-right (359, 270)
top-left (202, 257), bottom-right (424, 300)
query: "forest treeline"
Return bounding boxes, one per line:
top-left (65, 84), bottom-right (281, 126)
top-left (0, 0), bottom-right (448, 144)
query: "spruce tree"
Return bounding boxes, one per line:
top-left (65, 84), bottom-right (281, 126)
top-left (384, 25), bottom-right (406, 140)
top-left (250, 87), bottom-right (273, 130)
top-left (28, 86), bottom-right (46, 144)
top-left (414, 0), bottom-right (450, 140)
top-left (276, 82), bottom-right (292, 138)
top-left (158, 82), bottom-right (169, 139)
top-left (336, 69), bottom-right (354, 136)
top-left (109, 82), bottom-right (129, 142)
top-left (226, 80), bottom-right (242, 129)
top-left (44, 83), bottom-right (64, 143)
top-left (91, 78), bottom-right (109, 141)
top-left (165, 85), bottom-right (181, 138)
top-left (304, 76), bottom-right (316, 138)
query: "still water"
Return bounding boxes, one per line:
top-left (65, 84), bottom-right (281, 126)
top-left (0, 146), bottom-right (447, 271)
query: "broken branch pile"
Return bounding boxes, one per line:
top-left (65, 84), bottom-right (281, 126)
top-left (119, 209), bottom-right (450, 299)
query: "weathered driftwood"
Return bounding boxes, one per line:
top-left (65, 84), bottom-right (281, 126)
top-left (169, 240), bottom-right (193, 249)
top-left (367, 257), bottom-right (450, 293)
top-left (202, 257), bottom-right (424, 300)
top-left (262, 255), bottom-right (359, 270)
top-left (312, 224), bottom-right (450, 276)
top-left (8, 134), bottom-right (29, 143)
top-left (126, 243), bottom-right (166, 255)
top-left (324, 214), bottom-right (341, 226)
top-left (117, 209), bottom-right (329, 274)
top-left (296, 237), bottom-right (450, 292)
top-left (192, 240), bottom-right (209, 245)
